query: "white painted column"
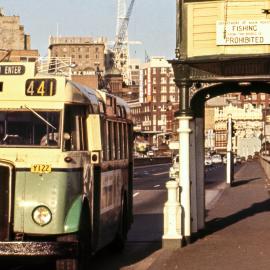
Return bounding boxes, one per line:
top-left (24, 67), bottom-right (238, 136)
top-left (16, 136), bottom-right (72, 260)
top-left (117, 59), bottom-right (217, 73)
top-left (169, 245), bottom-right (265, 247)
top-left (226, 114), bottom-right (233, 185)
top-left (178, 115), bottom-right (192, 243)
top-left (162, 180), bottom-right (182, 248)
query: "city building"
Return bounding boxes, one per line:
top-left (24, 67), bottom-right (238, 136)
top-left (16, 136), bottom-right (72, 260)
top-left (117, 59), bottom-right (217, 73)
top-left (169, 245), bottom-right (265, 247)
top-left (129, 58), bottom-right (141, 86)
top-left (214, 103), bottom-right (263, 158)
top-left (0, 8), bottom-right (39, 61)
top-left (138, 56), bottom-right (179, 147)
top-left (48, 36), bottom-right (106, 89)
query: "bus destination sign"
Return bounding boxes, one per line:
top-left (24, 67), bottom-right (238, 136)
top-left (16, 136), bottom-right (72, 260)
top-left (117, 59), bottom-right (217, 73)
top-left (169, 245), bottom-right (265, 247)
top-left (25, 79), bottom-right (56, 96)
top-left (0, 65), bottom-right (25, 75)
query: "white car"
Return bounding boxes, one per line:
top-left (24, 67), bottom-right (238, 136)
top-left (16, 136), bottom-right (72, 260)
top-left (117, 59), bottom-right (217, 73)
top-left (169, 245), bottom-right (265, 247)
top-left (169, 155), bottom-right (179, 179)
top-left (211, 154), bottom-right (222, 164)
top-left (205, 156), bottom-right (212, 166)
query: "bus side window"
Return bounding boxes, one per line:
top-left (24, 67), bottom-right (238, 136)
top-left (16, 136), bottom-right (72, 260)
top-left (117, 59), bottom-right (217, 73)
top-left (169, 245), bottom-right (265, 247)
top-left (105, 121), bottom-right (110, 160)
top-left (119, 123), bottom-right (124, 159)
top-left (115, 122), bottom-right (120, 159)
top-left (63, 105), bottom-right (87, 151)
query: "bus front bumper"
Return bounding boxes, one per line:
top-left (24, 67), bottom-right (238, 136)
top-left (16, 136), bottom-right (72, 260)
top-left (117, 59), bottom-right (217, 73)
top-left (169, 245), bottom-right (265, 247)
top-left (0, 241), bottom-right (78, 257)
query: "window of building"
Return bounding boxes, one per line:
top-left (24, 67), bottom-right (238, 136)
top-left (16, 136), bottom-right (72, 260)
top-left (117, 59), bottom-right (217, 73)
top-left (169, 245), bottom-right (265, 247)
top-left (161, 86), bottom-right (167, 93)
top-left (152, 77), bottom-right (156, 84)
top-left (161, 77), bottom-right (167, 84)
top-left (152, 68), bottom-right (156, 74)
top-left (169, 86), bottom-right (175, 93)
top-left (161, 114), bottom-right (167, 122)
top-left (161, 95), bottom-right (167, 102)
top-left (161, 67), bottom-right (167, 74)
top-left (170, 95), bottom-right (176, 102)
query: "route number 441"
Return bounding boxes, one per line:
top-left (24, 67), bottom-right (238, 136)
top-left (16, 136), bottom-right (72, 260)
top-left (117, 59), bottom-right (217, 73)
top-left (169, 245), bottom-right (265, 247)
top-left (25, 79), bottom-right (56, 96)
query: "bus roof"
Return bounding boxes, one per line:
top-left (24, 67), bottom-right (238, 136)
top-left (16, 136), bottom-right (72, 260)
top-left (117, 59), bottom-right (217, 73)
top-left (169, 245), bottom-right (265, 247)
top-left (0, 61), bottom-right (131, 120)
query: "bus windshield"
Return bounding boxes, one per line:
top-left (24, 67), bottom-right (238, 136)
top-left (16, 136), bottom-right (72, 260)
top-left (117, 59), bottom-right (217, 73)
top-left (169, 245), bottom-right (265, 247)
top-left (0, 110), bottom-right (61, 147)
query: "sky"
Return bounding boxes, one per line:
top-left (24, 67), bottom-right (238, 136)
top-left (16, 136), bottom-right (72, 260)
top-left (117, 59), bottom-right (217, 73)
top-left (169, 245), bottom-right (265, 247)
top-left (1, 0), bottom-right (176, 62)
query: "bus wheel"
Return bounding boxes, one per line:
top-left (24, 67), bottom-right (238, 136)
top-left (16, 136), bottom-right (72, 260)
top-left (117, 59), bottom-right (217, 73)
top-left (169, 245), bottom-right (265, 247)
top-left (110, 198), bottom-right (128, 251)
top-left (56, 210), bottom-right (91, 270)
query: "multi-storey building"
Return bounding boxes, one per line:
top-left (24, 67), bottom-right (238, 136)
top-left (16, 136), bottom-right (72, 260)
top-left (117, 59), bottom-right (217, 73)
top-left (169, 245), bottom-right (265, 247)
top-left (128, 58), bottom-right (141, 86)
top-left (0, 8), bottom-right (39, 61)
top-left (214, 103), bottom-right (263, 158)
top-left (48, 36), bottom-right (106, 89)
top-left (138, 57), bottom-right (179, 146)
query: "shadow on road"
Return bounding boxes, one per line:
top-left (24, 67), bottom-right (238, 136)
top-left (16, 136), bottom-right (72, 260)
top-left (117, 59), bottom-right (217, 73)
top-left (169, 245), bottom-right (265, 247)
top-left (231, 177), bottom-right (261, 187)
top-left (90, 213), bottom-right (163, 270)
top-left (200, 197), bottom-right (270, 240)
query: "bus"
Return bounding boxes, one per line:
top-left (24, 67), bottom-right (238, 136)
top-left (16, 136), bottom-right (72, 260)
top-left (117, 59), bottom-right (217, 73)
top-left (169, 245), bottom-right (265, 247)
top-left (0, 61), bottom-right (133, 270)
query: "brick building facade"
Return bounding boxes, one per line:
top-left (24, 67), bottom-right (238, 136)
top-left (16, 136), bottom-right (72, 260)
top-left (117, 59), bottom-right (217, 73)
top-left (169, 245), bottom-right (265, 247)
top-left (0, 8), bottom-right (39, 62)
top-left (48, 36), bottom-right (106, 89)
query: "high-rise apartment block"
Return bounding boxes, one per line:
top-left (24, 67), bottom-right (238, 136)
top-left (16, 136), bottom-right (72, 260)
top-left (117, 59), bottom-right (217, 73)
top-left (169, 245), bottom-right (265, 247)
top-left (130, 57), bottom-right (179, 145)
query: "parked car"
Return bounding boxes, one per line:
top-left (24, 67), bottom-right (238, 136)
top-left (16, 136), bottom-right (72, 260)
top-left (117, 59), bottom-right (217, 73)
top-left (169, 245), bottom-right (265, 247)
top-left (169, 155), bottom-right (179, 179)
top-left (223, 155), bottom-right (238, 164)
top-left (205, 156), bottom-right (213, 166)
top-left (211, 154), bottom-right (222, 164)
top-left (236, 155), bottom-right (242, 164)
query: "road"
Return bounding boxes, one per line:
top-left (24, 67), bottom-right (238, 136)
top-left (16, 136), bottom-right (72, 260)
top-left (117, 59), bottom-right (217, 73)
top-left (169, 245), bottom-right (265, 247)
top-left (90, 162), bottom-right (238, 269)
top-left (2, 161), bottom-right (238, 270)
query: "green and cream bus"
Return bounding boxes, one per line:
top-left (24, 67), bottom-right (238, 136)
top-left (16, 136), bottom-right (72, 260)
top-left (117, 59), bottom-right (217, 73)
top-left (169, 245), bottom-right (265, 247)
top-left (0, 61), bottom-right (133, 270)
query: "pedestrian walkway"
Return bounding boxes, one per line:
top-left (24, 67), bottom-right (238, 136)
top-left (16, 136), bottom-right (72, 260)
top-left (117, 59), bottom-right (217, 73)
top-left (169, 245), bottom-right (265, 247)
top-left (127, 160), bottom-right (270, 270)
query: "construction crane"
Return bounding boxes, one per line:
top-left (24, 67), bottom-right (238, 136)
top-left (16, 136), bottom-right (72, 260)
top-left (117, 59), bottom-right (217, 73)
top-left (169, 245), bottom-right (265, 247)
top-left (113, 0), bottom-right (135, 85)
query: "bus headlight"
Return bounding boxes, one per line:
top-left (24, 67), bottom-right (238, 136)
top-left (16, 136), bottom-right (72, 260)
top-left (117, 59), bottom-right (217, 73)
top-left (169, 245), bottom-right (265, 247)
top-left (32, 206), bottom-right (52, 226)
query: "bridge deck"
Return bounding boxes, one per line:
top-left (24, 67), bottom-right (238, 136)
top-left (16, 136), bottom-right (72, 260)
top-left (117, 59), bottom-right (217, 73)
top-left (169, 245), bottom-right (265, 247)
top-left (137, 160), bottom-right (270, 270)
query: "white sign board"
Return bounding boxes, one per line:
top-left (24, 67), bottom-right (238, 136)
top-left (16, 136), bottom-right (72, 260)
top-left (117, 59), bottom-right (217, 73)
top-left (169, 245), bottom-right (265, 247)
top-left (216, 20), bottom-right (270, 45)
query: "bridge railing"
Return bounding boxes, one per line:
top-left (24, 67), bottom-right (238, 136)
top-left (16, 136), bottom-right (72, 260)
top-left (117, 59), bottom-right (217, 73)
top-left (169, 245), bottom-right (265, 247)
top-left (259, 155), bottom-right (270, 179)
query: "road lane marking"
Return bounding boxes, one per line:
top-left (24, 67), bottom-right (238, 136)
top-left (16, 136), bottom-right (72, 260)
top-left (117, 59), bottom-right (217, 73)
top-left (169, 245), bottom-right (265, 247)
top-left (133, 192), bottom-right (139, 197)
top-left (153, 172), bottom-right (168, 176)
top-left (153, 184), bottom-right (160, 188)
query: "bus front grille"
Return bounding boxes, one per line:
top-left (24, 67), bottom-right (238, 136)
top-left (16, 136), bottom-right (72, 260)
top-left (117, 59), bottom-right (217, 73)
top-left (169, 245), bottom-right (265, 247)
top-left (0, 164), bottom-right (13, 241)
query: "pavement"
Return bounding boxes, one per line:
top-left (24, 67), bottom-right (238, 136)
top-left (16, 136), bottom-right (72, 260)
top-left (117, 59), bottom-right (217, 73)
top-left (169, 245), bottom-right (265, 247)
top-left (125, 160), bottom-right (270, 270)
